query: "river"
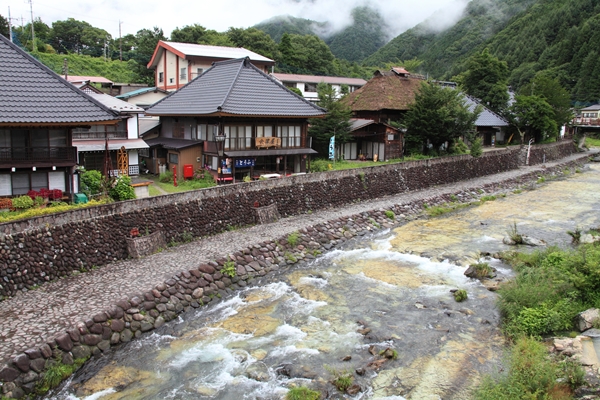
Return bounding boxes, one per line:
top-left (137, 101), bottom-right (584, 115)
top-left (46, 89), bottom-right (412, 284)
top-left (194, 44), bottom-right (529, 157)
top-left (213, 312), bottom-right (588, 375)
top-left (47, 164), bottom-right (600, 400)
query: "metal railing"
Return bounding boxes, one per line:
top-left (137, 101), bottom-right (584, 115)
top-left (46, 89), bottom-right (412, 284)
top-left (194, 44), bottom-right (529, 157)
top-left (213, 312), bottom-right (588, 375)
top-left (0, 147), bottom-right (77, 163)
top-left (572, 117), bottom-right (600, 126)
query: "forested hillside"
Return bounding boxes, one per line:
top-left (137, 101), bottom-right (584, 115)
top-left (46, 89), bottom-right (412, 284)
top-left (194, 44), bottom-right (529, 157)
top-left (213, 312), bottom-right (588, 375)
top-left (363, 0), bottom-right (600, 103)
top-left (363, 0), bottom-right (536, 77)
top-left (325, 6), bottom-right (388, 62)
top-left (253, 16), bottom-right (328, 43)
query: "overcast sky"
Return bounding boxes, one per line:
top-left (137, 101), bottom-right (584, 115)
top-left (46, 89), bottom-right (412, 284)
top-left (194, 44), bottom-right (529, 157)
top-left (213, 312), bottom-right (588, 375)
top-left (4, 0), bottom-right (467, 40)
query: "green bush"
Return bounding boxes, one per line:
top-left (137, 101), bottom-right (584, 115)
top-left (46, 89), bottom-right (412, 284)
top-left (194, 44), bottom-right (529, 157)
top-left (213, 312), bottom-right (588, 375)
top-left (109, 176), bottom-right (136, 201)
top-left (159, 170), bottom-right (173, 183)
top-left (450, 139), bottom-right (469, 154)
top-left (287, 232), bottom-right (300, 247)
top-left (310, 159), bottom-right (332, 172)
top-left (470, 137), bottom-right (483, 158)
top-left (80, 170), bottom-right (104, 197)
top-left (286, 386), bottom-right (320, 400)
top-left (453, 289), bottom-right (468, 302)
top-left (12, 195), bottom-right (34, 209)
top-left (474, 336), bottom-right (575, 399)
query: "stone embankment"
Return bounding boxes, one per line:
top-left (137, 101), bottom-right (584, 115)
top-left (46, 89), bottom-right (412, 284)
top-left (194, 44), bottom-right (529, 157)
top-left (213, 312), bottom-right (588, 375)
top-left (0, 150), bottom-right (591, 398)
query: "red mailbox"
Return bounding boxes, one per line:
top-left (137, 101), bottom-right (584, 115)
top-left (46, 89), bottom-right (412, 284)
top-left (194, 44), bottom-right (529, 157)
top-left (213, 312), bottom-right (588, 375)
top-left (183, 164), bottom-right (194, 179)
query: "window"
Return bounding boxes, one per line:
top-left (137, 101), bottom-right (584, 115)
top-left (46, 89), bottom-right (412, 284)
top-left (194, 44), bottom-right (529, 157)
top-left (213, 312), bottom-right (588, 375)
top-left (224, 126), bottom-right (251, 150)
top-left (10, 172), bottom-right (49, 195)
top-left (173, 122), bottom-right (184, 138)
top-left (278, 126), bottom-right (301, 147)
top-left (138, 148), bottom-right (149, 158)
top-left (159, 72), bottom-right (164, 83)
top-left (305, 83), bottom-right (317, 92)
top-left (256, 126), bottom-right (273, 137)
top-left (197, 68), bottom-right (204, 76)
top-left (198, 124), bottom-right (217, 141)
top-left (168, 153), bottom-right (179, 164)
top-left (180, 68), bottom-right (187, 81)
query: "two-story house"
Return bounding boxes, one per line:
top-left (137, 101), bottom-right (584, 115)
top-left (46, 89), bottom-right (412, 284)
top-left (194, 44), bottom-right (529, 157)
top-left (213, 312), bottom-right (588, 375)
top-left (147, 41), bottom-right (276, 92)
top-left (270, 73), bottom-right (367, 103)
top-left (0, 35), bottom-right (119, 197)
top-left (145, 57), bottom-right (326, 182)
top-left (71, 93), bottom-right (149, 176)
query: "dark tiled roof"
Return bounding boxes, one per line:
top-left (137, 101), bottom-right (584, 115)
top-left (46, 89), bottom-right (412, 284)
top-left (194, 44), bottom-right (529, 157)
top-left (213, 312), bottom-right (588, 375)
top-left (0, 35), bottom-right (118, 125)
top-left (147, 58), bottom-right (327, 118)
top-left (463, 94), bottom-right (509, 127)
top-left (342, 75), bottom-right (425, 112)
top-left (144, 137), bottom-right (202, 150)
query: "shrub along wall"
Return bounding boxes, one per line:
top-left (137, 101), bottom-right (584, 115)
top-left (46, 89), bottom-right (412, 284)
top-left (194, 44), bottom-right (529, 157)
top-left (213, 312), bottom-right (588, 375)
top-left (0, 141), bottom-right (575, 299)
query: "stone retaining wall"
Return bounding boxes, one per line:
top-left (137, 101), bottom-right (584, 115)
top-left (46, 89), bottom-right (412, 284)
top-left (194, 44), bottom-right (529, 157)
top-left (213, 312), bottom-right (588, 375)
top-left (0, 141), bottom-right (577, 299)
top-left (0, 153), bottom-right (587, 398)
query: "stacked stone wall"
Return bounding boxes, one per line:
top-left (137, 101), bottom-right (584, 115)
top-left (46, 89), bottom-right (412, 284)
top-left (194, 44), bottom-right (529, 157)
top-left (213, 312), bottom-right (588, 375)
top-left (0, 146), bottom-right (585, 398)
top-left (0, 142), bottom-right (576, 299)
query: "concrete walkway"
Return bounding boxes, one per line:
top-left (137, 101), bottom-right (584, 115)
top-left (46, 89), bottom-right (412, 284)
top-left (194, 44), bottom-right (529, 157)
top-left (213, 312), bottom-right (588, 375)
top-left (0, 152), bottom-right (593, 365)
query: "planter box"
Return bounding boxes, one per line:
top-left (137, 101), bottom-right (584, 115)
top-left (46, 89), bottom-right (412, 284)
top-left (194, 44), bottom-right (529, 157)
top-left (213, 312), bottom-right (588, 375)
top-left (125, 231), bottom-right (166, 258)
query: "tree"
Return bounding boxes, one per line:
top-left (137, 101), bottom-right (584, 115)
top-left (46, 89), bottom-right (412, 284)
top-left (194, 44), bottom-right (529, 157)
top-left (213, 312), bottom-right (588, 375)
top-left (0, 14), bottom-right (9, 38)
top-left (507, 95), bottom-right (558, 144)
top-left (519, 74), bottom-right (574, 132)
top-left (404, 82), bottom-right (481, 155)
top-left (308, 82), bottom-right (352, 158)
top-left (49, 18), bottom-right (111, 56)
top-left (129, 27), bottom-right (166, 85)
top-left (170, 24), bottom-right (231, 46)
top-left (458, 48), bottom-right (509, 114)
top-left (277, 34), bottom-right (335, 75)
top-left (227, 27), bottom-right (278, 60)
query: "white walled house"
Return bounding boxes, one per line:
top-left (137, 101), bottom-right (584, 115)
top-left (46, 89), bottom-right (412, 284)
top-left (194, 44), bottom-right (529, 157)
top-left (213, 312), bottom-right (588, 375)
top-left (147, 41), bottom-right (275, 91)
top-left (72, 93), bottom-right (149, 176)
top-left (270, 73), bottom-right (367, 102)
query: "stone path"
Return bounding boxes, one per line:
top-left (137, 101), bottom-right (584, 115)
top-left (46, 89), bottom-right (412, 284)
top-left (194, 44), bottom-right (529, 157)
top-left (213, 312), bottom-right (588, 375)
top-left (0, 152), bottom-right (593, 365)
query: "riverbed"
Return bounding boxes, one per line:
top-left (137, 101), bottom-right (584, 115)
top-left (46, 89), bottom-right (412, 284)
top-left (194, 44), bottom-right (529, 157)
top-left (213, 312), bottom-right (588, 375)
top-left (47, 164), bottom-right (600, 400)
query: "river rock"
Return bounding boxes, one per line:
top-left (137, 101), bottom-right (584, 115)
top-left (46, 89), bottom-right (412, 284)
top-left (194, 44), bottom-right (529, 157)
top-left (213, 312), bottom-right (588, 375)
top-left (245, 361), bottom-right (270, 381)
top-left (580, 234), bottom-right (600, 244)
top-left (577, 309), bottom-right (600, 332)
top-left (521, 235), bottom-right (546, 246)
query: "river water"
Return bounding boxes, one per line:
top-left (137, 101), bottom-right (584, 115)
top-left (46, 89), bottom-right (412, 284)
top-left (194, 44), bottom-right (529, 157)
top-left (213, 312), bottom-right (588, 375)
top-left (48, 164), bottom-right (600, 400)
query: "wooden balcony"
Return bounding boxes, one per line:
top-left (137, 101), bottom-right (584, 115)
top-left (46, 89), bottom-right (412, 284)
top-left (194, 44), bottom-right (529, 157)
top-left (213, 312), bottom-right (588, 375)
top-left (0, 146), bottom-right (78, 166)
top-left (72, 131), bottom-right (128, 140)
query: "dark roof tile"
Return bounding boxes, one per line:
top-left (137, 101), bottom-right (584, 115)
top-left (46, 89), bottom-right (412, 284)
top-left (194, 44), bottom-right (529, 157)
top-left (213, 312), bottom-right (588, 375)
top-left (0, 35), bottom-right (118, 125)
top-left (147, 58), bottom-right (326, 118)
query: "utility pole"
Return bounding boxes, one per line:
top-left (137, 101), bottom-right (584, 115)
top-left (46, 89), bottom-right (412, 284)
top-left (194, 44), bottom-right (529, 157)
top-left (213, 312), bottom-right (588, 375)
top-left (7, 7), bottom-right (12, 42)
top-left (119, 20), bottom-right (122, 61)
top-left (28, 0), bottom-right (35, 52)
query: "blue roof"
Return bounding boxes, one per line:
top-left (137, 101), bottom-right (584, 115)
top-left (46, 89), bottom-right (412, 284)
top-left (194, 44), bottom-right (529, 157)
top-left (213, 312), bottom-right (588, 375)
top-left (116, 87), bottom-right (168, 100)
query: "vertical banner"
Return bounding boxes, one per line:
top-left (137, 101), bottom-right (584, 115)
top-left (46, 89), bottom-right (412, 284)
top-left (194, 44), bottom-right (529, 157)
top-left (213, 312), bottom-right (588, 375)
top-left (328, 136), bottom-right (335, 160)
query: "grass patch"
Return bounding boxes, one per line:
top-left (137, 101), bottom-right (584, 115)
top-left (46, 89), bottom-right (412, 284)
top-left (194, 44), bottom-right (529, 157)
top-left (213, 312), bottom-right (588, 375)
top-left (287, 232), bottom-right (300, 247)
top-left (148, 184), bottom-right (162, 197)
top-left (328, 368), bottom-right (353, 392)
top-left (506, 222), bottom-right (524, 245)
top-left (498, 244), bottom-right (600, 339)
top-left (474, 336), bottom-right (583, 399)
top-left (0, 198), bottom-right (112, 223)
top-left (585, 136), bottom-right (600, 148)
top-left (470, 262), bottom-right (494, 279)
top-left (385, 210), bottom-right (395, 220)
top-left (480, 195), bottom-right (497, 203)
top-left (537, 176), bottom-right (546, 184)
top-left (37, 356), bottom-right (88, 394)
top-left (453, 289), bottom-right (468, 302)
top-left (142, 173), bottom-right (216, 193)
top-left (286, 386), bottom-right (321, 400)
top-left (222, 259), bottom-right (236, 278)
top-left (425, 202), bottom-right (470, 217)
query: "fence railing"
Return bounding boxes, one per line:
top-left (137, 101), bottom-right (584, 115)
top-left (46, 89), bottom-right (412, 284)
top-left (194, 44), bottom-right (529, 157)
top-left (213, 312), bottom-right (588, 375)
top-left (0, 147), bottom-right (77, 163)
top-left (72, 131), bottom-right (128, 140)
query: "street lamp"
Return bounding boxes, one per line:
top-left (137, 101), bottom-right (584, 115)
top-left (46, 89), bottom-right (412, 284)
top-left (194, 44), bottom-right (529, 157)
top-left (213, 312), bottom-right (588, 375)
top-left (215, 131), bottom-right (226, 184)
top-left (400, 127), bottom-right (407, 161)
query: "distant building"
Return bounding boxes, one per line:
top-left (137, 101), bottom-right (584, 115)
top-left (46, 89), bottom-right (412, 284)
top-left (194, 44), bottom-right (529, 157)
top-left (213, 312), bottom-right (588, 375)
top-left (147, 41), bottom-right (276, 91)
top-left (270, 73), bottom-right (367, 103)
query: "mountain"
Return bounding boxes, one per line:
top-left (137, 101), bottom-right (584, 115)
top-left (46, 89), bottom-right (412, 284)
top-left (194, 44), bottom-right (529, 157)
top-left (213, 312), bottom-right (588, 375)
top-left (253, 15), bottom-right (329, 43)
top-left (253, 6), bottom-right (388, 63)
top-left (363, 0), bottom-right (537, 76)
top-left (325, 6), bottom-right (389, 62)
top-left (363, 0), bottom-right (600, 102)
